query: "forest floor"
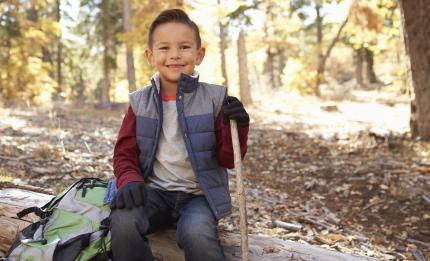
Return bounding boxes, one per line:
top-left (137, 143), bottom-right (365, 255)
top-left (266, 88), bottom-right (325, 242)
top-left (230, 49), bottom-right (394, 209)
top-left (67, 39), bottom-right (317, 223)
top-left (0, 88), bottom-right (429, 260)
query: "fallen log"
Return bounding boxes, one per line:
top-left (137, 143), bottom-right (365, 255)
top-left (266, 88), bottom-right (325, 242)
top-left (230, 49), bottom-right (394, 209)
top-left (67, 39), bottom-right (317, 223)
top-left (0, 187), bottom-right (378, 261)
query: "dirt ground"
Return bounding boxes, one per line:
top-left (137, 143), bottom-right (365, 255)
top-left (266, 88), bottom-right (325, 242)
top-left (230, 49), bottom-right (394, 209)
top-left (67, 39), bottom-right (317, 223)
top-left (0, 89), bottom-right (429, 260)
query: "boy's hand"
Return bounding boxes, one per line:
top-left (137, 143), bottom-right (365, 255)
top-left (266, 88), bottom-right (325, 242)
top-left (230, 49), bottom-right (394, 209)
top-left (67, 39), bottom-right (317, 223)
top-left (223, 96), bottom-right (250, 128)
top-left (111, 182), bottom-right (147, 209)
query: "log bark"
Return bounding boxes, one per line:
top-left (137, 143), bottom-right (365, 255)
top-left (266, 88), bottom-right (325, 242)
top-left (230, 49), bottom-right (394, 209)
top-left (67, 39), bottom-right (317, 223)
top-left (0, 188), bottom-right (377, 261)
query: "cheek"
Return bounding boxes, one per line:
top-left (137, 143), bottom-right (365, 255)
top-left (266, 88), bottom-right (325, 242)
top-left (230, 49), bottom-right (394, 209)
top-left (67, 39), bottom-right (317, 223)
top-left (154, 57), bottom-right (165, 65)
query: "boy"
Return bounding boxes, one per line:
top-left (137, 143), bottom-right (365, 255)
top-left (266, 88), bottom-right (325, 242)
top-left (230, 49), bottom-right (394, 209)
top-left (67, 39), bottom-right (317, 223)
top-left (110, 9), bottom-right (249, 261)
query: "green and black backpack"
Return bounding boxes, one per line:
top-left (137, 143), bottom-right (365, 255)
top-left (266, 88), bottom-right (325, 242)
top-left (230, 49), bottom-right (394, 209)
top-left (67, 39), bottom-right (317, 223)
top-left (3, 178), bottom-right (116, 261)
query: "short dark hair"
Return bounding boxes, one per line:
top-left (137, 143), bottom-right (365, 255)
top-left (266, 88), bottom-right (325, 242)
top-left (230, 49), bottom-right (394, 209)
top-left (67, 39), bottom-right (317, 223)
top-left (148, 9), bottom-right (202, 49)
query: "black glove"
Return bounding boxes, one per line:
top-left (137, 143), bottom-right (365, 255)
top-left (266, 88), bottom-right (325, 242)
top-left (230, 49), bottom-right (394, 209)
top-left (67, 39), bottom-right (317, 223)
top-left (223, 96), bottom-right (250, 128)
top-left (111, 182), bottom-right (147, 209)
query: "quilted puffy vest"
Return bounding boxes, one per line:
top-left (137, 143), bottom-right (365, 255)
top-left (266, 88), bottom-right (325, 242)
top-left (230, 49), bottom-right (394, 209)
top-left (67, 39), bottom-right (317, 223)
top-left (129, 73), bottom-right (231, 219)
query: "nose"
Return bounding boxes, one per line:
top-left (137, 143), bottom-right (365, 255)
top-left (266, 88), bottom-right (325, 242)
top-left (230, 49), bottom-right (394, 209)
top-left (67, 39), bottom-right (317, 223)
top-left (169, 48), bottom-right (180, 60)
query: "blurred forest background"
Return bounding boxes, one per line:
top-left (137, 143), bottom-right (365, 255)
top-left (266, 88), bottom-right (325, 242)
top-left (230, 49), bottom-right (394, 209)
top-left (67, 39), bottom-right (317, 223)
top-left (0, 0), bottom-right (407, 105)
top-left (1, 0), bottom-right (430, 260)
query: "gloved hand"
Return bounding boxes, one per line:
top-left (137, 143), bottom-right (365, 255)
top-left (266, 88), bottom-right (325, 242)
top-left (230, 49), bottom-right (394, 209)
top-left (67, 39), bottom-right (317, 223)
top-left (111, 182), bottom-right (147, 209)
top-left (223, 96), bottom-right (250, 128)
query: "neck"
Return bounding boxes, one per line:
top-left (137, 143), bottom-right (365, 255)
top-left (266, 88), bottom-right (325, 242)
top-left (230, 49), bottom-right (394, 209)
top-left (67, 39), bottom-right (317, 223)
top-left (160, 78), bottom-right (177, 96)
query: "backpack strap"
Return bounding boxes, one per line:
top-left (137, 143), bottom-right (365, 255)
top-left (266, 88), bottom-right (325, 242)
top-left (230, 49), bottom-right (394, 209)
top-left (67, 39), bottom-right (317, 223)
top-left (17, 207), bottom-right (51, 219)
top-left (78, 179), bottom-right (108, 198)
top-left (42, 178), bottom-right (106, 210)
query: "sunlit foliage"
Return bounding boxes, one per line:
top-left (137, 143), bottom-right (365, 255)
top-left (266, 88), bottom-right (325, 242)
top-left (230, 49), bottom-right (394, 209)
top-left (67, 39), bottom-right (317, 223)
top-left (0, 0), bottom-right (59, 103)
top-left (0, 0), bottom-right (405, 103)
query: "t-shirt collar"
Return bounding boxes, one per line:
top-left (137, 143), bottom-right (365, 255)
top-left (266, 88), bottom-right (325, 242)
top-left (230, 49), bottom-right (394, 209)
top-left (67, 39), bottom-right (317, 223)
top-left (151, 71), bottom-right (199, 94)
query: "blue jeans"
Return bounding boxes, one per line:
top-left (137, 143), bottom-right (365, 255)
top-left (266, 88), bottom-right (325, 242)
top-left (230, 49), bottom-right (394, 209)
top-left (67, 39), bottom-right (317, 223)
top-left (110, 187), bottom-right (225, 261)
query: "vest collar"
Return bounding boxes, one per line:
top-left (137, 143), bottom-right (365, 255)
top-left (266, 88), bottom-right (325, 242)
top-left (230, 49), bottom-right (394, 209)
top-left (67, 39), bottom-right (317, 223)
top-left (150, 71), bottom-right (199, 94)
top-left (178, 72), bottom-right (199, 93)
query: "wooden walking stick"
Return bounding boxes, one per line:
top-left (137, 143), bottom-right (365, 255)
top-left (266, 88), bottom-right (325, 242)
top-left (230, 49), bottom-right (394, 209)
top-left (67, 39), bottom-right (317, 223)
top-left (230, 119), bottom-right (249, 261)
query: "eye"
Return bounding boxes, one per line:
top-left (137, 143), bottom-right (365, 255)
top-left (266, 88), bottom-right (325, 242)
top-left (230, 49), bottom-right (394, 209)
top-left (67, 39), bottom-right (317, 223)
top-left (158, 47), bottom-right (168, 51)
top-left (181, 45), bottom-right (191, 50)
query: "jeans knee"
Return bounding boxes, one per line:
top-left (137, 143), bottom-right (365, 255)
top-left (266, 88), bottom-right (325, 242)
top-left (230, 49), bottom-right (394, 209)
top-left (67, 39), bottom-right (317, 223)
top-left (176, 225), bottom-right (224, 260)
top-left (177, 224), bottom-right (217, 248)
top-left (110, 207), bottom-right (148, 239)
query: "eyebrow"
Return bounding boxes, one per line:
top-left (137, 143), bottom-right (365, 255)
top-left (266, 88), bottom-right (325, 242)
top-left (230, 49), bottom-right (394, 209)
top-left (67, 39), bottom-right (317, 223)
top-left (154, 41), bottom-right (194, 46)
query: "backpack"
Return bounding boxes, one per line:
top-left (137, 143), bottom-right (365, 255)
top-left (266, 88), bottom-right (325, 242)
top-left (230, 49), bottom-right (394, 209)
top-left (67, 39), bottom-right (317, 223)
top-left (3, 178), bottom-right (117, 261)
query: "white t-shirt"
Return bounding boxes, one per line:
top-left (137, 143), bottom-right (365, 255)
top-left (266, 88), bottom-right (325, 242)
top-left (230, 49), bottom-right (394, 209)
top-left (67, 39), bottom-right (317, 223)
top-left (147, 95), bottom-right (203, 195)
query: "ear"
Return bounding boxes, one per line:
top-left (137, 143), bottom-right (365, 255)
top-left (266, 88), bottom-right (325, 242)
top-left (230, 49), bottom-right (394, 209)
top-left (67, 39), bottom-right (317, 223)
top-left (145, 49), bottom-right (154, 66)
top-left (195, 47), bottom-right (206, 66)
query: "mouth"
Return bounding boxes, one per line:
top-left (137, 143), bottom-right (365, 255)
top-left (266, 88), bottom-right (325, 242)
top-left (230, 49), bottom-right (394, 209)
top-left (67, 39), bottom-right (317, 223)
top-left (166, 64), bottom-right (185, 69)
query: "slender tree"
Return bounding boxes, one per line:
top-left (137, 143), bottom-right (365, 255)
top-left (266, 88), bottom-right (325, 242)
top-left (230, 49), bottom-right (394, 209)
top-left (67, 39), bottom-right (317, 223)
top-left (355, 46), bottom-right (364, 86)
top-left (56, 0), bottom-right (62, 95)
top-left (227, 2), bottom-right (260, 105)
top-left (217, 0), bottom-right (229, 87)
top-left (122, 0), bottom-right (136, 92)
top-left (261, 0), bottom-right (289, 89)
top-left (237, 30), bottom-right (252, 106)
top-left (314, 1), bottom-right (348, 96)
top-left (79, 0), bottom-right (122, 104)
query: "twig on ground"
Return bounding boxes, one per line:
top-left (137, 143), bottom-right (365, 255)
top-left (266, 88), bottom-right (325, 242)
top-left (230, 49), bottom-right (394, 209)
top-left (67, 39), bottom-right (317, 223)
top-left (274, 220), bottom-right (303, 231)
top-left (422, 194), bottom-right (430, 206)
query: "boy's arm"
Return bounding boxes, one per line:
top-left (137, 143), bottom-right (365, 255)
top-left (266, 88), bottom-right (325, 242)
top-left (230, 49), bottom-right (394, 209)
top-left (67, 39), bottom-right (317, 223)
top-left (113, 106), bottom-right (145, 189)
top-left (215, 110), bottom-right (249, 169)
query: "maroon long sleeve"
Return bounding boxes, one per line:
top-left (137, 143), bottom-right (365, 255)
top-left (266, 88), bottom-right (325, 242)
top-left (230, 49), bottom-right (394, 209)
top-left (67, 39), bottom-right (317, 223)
top-left (215, 110), bottom-right (249, 169)
top-left (113, 106), bottom-right (144, 189)
top-left (113, 106), bottom-right (249, 189)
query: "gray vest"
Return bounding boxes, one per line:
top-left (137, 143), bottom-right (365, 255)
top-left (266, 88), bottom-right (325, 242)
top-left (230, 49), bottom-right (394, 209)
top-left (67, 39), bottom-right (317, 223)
top-left (129, 73), bottom-right (231, 219)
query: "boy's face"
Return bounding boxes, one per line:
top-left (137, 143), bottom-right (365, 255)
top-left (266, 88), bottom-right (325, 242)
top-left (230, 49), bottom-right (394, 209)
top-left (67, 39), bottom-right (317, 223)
top-left (145, 22), bottom-right (205, 88)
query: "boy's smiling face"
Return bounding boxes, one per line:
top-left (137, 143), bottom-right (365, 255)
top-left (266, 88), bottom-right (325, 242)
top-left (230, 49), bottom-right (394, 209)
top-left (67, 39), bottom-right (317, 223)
top-left (145, 22), bottom-right (205, 91)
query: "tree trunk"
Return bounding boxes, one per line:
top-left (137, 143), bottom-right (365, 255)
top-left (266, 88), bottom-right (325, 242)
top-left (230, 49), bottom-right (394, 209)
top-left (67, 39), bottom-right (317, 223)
top-left (102, 48), bottom-right (111, 104)
top-left (263, 1), bottom-right (276, 89)
top-left (355, 47), bottom-right (364, 86)
top-left (0, 187), bottom-right (377, 261)
top-left (122, 0), bottom-right (136, 93)
top-left (237, 30), bottom-right (252, 106)
top-left (314, 1), bottom-right (323, 96)
top-left (315, 17), bottom-right (348, 96)
top-left (2, 7), bottom-right (14, 101)
top-left (217, 0), bottom-right (228, 87)
top-left (4, 32), bottom-right (11, 100)
top-left (316, 1), bottom-right (323, 58)
top-left (219, 24), bottom-right (229, 87)
top-left (101, 0), bottom-right (111, 104)
top-left (365, 48), bottom-right (377, 84)
top-left (263, 48), bottom-right (276, 89)
top-left (75, 68), bottom-right (86, 104)
top-left (56, 0), bottom-right (62, 96)
top-left (399, 0), bottom-right (430, 139)
top-left (275, 48), bottom-right (286, 88)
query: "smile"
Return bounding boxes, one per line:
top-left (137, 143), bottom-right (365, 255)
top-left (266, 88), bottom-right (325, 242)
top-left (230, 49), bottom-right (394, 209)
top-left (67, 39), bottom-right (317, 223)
top-left (166, 64), bottom-right (184, 68)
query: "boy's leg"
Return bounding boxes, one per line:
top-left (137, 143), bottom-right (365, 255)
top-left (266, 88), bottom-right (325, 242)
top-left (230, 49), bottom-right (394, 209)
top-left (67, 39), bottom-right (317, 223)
top-left (110, 187), bottom-right (173, 261)
top-left (176, 196), bottom-right (225, 261)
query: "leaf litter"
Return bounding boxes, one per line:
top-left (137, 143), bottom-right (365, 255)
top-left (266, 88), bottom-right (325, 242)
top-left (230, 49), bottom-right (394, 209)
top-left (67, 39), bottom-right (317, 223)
top-left (0, 90), bottom-right (429, 260)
